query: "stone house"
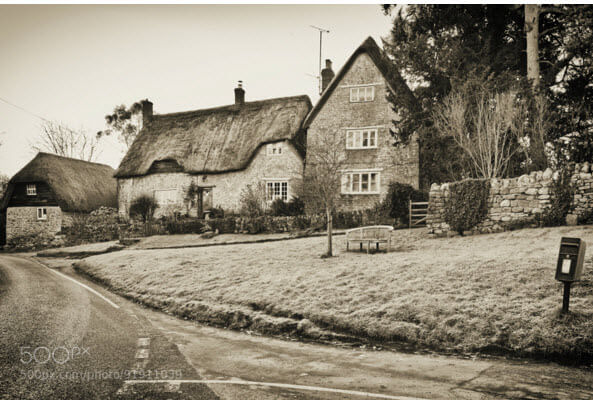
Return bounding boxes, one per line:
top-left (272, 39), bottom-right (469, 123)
top-left (303, 36), bottom-right (420, 211)
top-left (114, 86), bottom-right (312, 218)
top-left (0, 153), bottom-right (117, 246)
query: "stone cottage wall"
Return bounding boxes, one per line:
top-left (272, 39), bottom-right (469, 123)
top-left (428, 163), bottom-right (593, 235)
top-left (6, 206), bottom-right (62, 241)
top-left (118, 141), bottom-right (304, 218)
top-left (306, 52), bottom-right (419, 212)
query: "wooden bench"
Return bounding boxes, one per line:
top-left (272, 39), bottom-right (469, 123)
top-left (345, 225), bottom-right (394, 253)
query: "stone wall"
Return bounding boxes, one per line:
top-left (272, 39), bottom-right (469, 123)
top-left (117, 141), bottom-right (304, 218)
top-left (428, 164), bottom-right (593, 235)
top-left (6, 206), bottom-right (62, 241)
top-left (306, 52), bottom-right (420, 212)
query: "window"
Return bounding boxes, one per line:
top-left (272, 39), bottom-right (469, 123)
top-left (27, 184), bottom-right (36, 196)
top-left (266, 181), bottom-right (288, 201)
top-left (346, 129), bottom-right (378, 149)
top-left (341, 172), bottom-right (380, 194)
top-left (154, 189), bottom-right (177, 206)
top-left (349, 86), bottom-right (374, 102)
top-left (267, 142), bottom-right (283, 156)
top-left (37, 207), bottom-right (47, 220)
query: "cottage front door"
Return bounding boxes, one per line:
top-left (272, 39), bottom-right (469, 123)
top-left (197, 187), bottom-right (213, 218)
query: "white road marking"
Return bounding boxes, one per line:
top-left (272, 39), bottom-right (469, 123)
top-left (32, 259), bottom-right (120, 309)
top-left (121, 379), bottom-right (428, 400)
top-left (135, 348), bottom-right (150, 359)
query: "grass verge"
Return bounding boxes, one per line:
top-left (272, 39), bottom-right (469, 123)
top-left (74, 227), bottom-right (593, 364)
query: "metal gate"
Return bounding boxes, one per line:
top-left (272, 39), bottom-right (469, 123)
top-left (409, 200), bottom-right (428, 229)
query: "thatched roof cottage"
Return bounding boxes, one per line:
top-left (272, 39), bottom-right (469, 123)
top-left (115, 84), bottom-right (312, 218)
top-left (304, 36), bottom-right (420, 211)
top-left (0, 152), bottom-right (117, 246)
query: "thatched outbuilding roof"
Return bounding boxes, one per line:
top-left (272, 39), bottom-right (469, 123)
top-left (115, 95), bottom-right (312, 178)
top-left (2, 152), bottom-right (117, 213)
top-left (303, 36), bottom-right (419, 128)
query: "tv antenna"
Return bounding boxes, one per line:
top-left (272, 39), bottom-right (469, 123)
top-left (310, 25), bottom-right (330, 94)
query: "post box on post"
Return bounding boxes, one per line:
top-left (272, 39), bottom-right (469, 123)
top-left (555, 237), bottom-right (586, 314)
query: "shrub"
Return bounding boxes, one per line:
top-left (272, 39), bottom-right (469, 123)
top-left (208, 206), bottom-right (225, 219)
top-left (270, 197), bottom-right (305, 217)
top-left (130, 194), bottom-right (159, 222)
top-left (382, 182), bottom-right (428, 225)
top-left (577, 209), bottom-right (593, 225)
top-left (165, 218), bottom-right (207, 235)
top-left (540, 169), bottom-right (573, 227)
top-left (443, 179), bottom-right (490, 235)
top-left (207, 217), bottom-right (236, 234)
top-left (239, 183), bottom-right (267, 217)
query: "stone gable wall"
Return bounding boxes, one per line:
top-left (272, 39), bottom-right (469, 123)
top-left (118, 141), bottom-right (303, 218)
top-left (427, 163), bottom-right (593, 235)
top-left (306, 52), bottom-right (419, 211)
top-left (6, 206), bottom-right (62, 241)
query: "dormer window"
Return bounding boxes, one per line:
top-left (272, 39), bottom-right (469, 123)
top-left (267, 142), bottom-right (283, 156)
top-left (350, 86), bottom-right (374, 102)
top-left (26, 184), bottom-right (37, 196)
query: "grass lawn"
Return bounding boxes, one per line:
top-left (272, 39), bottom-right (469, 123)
top-left (75, 226), bottom-right (593, 362)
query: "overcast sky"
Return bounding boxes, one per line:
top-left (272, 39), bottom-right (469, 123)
top-left (0, 4), bottom-right (394, 176)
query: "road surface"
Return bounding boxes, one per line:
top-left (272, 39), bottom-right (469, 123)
top-left (1, 254), bottom-right (593, 399)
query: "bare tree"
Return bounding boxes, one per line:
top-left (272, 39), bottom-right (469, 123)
top-left (32, 121), bottom-right (100, 161)
top-left (0, 173), bottom-right (9, 200)
top-left (433, 90), bottom-right (524, 179)
top-left (302, 130), bottom-right (346, 257)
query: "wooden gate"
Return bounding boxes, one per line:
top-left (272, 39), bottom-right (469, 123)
top-left (409, 200), bottom-right (428, 229)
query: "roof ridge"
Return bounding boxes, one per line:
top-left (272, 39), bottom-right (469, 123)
top-left (35, 152), bottom-right (114, 168)
top-left (153, 94), bottom-right (311, 120)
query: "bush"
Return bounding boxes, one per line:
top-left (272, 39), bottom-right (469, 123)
top-left (382, 182), bottom-right (428, 225)
top-left (165, 218), bottom-right (207, 235)
top-left (270, 197), bottom-right (305, 217)
top-left (239, 183), bottom-right (267, 217)
top-left (443, 179), bottom-right (490, 235)
top-left (130, 195), bottom-right (159, 222)
top-left (541, 169), bottom-right (573, 227)
top-left (208, 206), bottom-right (225, 219)
top-left (207, 217), bottom-right (236, 234)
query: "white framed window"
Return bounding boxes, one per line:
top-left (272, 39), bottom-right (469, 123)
top-left (267, 142), bottom-right (283, 156)
top-left (266, 181), bottom-right (288, 201)
top-left (37, 207), bottom-right (47, 220)
top-left (346, 129), bottom-right (378, 149)
top-left (27, 184), bottom-right (37, 196)
top-left (154, 189), bottom-right (177, 206)
top-left (341, 171), bottom-right (380, 194)
top-left (349, 86), bottom-right (375, 102)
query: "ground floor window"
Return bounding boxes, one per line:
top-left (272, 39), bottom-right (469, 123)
top-left (266, 181), bottom-right (288, 201)
top-left (37, 207), bottom-right (47, 220)
top-left (154, 189), bottom-right (177, 206)
top-left (341, 171), bottom-right (380, 194)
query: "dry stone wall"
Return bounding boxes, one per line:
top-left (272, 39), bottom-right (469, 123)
top-left (428, 163), bottom-right (593, 235)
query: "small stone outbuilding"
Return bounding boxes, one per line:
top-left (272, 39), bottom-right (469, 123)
top-left (0, 153), bottom-right (117, 246)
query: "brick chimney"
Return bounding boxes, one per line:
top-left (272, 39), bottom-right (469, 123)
top-left (132, 99), bottom-right (153, 131)
top-left (321, 59), bottom-right (335, 93)
top-left (234, 81), bottom-right (245, 105)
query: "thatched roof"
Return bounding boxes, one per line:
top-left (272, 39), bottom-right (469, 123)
top-left (2, 153), bottom-right (117, 213)
top-left (115, 95), bottom-right (312, 178)
top-left (303, 36), bottom-right (419, 128)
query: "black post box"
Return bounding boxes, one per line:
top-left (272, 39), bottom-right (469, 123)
top-left (555, 237), bottom-right (586, 282)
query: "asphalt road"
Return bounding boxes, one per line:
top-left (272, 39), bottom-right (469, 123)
top-left (2, 254), bottom-right (593, 400)
top-left (0, 255), bottom-right (217, 400)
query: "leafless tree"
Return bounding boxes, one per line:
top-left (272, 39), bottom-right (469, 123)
top-left (0, 173), bottom-right (9, 200)
top-left (433, 90), bottom-right (525, 179)
top-left (32, 121), bottom-right (100, 161)
top-left (301, 129), bottom-right (346, 257)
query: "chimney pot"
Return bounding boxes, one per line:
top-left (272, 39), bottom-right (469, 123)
top-left (234, 81), bottom-right (245, 105)
top-left (321, 59), bottom-right (335, 93)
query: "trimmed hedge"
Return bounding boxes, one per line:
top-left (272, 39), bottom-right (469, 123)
top-left (382, 182), bottom-right (427, 225)
top-left (443, 179), bottom-right (490, 235)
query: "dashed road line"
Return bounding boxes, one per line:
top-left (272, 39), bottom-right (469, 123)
top-left (119, 379), bottom-right (429, 400)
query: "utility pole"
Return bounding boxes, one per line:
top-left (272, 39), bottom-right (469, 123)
top-left (310, 25), bottom-right (330, 95)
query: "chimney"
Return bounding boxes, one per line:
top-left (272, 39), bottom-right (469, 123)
top-left (321, 59), bottom-right (335, 93)
top-left (141, 99), bottom-right (153, 126)
top-left (234, 81), bottom-right (245, 105)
